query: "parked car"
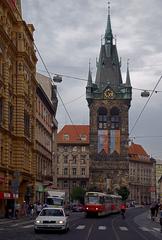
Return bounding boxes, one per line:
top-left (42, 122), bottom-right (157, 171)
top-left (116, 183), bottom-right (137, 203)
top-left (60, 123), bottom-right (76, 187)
top-left (34, 207), bottom-right (69, 233)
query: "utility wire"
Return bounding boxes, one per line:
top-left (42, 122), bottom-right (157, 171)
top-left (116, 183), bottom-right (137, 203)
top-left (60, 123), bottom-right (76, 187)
top-left (39, 69), bottom-right (162, 93)
top-left (130, 75), bottom-right (162, 135)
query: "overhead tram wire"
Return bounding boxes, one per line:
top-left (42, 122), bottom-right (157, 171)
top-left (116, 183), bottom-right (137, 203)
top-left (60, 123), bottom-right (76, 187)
top-left (39, 69), bottom-right (162, 93)
top-left (34, 45), bottom-right (83, 140)
top-left (130, 75), bottom-right (162, 136)
top-left (15, 5), bottom-right (82, 141)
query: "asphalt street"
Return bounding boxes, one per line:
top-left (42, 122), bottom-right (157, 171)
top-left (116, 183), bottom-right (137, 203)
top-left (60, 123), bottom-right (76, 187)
top-left (0, 207), bottom-right (161, 240)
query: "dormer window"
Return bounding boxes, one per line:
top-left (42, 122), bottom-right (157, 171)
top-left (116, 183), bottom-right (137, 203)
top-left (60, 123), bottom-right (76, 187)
top-left (80, 134), bottom-right (87, 141)
top-left (63, 134), bottom-right (69, 141)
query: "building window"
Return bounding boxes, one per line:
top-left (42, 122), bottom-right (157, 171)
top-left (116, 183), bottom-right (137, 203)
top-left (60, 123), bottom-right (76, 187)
top-left (64, 146), bottom-right (68, 152)
top-left (63, 180), bottom-right (68, 188)
top-left (73, 146), bottom-right (77, 152)
top-left (64, 156), bottom-right (68, 164)
top-left (72, 168), bottom-right (76, 176)
top-left (98, 107), bottom-right (107, 129)
top-left (72, 156), bottom-right (77, 164)
top-left (81, 168), bottom-right (85, 175)
top-left (8, 104), bottom-right (13, 131)
top-left (110, 107), bottom-right (120, 129)
top-left (81, 146), bottom-right (86, 152)
top-left (63, 168), bottom-right (68, 175)
top-left (80, 181), bottom-right (86, 188)
top-left (64, 134), bottom-right (69, 141)
top-left (0, 98), bottom-right (3, 124)
top-left (24, 110), bottom-right (30, 137)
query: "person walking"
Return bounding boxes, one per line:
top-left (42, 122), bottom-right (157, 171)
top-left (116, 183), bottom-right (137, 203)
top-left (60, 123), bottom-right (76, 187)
top-left (120, 202), bottom-right (126, 219)
top-left (155, 202), bottom-right (159, 217)
top-left (159, 205), bottom-right (162, 233)
top-left (36, 202), bottom-right (42, 216)
top-left (150, 201), bottom-right (156, 221)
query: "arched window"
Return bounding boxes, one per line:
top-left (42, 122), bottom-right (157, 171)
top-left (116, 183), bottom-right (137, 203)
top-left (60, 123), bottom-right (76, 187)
top-left (98, 107), bottom-right (107, 129)
top-left (110, 107), bottom-right (120, 129)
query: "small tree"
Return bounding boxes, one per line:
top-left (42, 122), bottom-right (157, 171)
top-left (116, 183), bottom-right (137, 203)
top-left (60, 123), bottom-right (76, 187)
top-left (71, 187), bottom-right (86, 204)
top-left (116, 186), bottom-right (130, 201)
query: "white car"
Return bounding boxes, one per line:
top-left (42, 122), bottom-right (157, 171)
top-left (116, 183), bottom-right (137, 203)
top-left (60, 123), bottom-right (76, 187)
top-left (34, 207), bottom-right (69, 233)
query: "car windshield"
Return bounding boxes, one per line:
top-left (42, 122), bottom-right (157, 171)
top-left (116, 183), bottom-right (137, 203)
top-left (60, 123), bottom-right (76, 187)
top-left (40, 209), bottom-right (64, 216)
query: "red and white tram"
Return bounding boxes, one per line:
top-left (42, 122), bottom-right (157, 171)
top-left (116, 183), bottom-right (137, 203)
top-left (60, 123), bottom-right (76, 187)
top-left (84, 192), bottom-right (122, 217)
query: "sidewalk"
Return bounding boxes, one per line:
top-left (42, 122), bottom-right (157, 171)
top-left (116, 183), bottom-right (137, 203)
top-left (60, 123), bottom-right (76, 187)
top-left (0, 215), bottom-right (34, 224)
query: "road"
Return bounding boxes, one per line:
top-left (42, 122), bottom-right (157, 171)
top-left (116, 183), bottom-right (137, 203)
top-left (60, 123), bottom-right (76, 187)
top-left (0, 207), bottom-right (161, 240)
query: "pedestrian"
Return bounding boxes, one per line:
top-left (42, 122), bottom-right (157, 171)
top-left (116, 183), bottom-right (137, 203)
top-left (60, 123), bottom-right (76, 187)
top-left (155, 202), bottom-right (159, 217)
top-left (120, 202), bottom-right (126, 219)
top-left (36, 202), bottom-right (42, 216)
top-left (150, 201), bottom-right (156, 221)
top-left (159, 204), bottom-right (162, 232)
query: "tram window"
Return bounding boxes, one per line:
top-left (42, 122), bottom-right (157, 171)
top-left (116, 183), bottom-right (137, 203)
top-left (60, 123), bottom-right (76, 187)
top-left (99, 196), bottom-right (105, 204)
top-left (86, 196), bottom-right (99, 204)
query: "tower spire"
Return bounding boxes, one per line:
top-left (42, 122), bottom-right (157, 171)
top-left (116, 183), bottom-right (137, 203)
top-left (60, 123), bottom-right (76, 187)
top-left (87, 59), bottom-right (92, 87)
top-left (126, 59), bottom-right (131, 86)
top-left (105, 1), bottom-right (113, 44)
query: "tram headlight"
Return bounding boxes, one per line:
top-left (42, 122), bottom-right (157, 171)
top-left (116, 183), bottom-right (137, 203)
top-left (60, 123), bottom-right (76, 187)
top-left (96, 207), bottom-right (98, 210)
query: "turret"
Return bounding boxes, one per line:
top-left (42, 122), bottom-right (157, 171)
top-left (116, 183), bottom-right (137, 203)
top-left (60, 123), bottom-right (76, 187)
top-left (126, 59), bottom-right (131, 86)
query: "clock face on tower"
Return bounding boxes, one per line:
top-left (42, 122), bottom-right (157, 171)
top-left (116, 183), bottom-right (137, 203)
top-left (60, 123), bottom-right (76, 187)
top-left (104, 89), bottom-right (114, 99)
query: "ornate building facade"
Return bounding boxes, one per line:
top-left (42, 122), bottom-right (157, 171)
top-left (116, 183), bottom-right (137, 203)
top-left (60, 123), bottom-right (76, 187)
top-left (35, 73), bottom-right (58, 203)
top-left (56, 125), bottom-right (89, 201)
top-left (0, 0), bottom-right (37, 216)
top-left (155, 159), bottom-right (162, 201)
top-left (86, 6), bottom-right (132, 192)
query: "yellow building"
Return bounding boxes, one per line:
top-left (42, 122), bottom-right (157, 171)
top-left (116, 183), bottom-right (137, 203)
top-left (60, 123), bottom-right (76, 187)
top-left (0, 0), bottom-right (37, 217)
top-left (155, 160), bottom-right (162, 201)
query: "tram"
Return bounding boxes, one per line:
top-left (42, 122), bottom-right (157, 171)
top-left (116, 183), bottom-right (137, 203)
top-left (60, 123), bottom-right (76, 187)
top-left (84, 191), bottom-right (122, 217)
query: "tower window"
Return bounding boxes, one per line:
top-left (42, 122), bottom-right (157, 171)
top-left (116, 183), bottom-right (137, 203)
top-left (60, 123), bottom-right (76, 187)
top-left (98, 107), bottom-right (107, 129)
top-left (110, 107), bottom-right (120, 129)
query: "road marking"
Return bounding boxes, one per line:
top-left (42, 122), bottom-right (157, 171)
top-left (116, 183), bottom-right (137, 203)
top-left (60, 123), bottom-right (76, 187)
top-left (153, 227), bottom-right (160, 232)
top-left (21, 224), bottom-right (33, 228)
top-left (119, 226), bottom-right (128, 231)
top-left (10, 223), bottom-right (19, 227)
top-left (76, 225), bottom-right (85, 230)
top-left (98, 226), bottom-right (107, 230)
top-left (139, 227), bottom-right (150, 232)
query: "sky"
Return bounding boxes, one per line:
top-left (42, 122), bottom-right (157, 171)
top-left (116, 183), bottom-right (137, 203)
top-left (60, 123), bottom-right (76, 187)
top-left (22, 0), bottom-right (162, 160)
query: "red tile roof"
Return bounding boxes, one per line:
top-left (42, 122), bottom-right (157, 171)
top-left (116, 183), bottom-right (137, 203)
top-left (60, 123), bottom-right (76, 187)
top-left (128, 143), bottom-right (150, 162)
top-left (57, 125), bottom-right (89, 144)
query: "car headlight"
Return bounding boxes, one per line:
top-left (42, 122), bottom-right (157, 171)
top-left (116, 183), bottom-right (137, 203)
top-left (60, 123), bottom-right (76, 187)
top-left (58, 220), bottom-right (64, 224)
top-left (35, 220), bottom-right (41, 224)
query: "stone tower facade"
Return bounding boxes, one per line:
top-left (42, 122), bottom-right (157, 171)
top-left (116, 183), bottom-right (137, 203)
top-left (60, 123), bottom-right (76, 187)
top-left (86, 6), bottom-right (132, 193)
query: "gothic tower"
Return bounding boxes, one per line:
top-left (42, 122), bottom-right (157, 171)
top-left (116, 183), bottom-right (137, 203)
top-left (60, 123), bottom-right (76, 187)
top-left (86, 5), bottom-right (132, 193)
